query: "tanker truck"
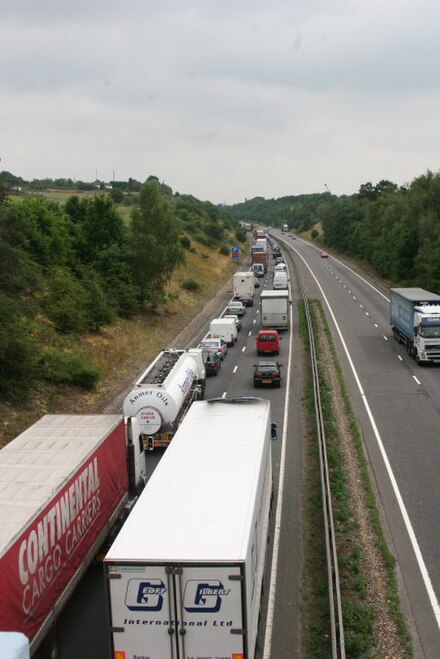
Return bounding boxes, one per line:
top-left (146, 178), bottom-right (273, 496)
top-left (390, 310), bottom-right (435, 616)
top-left (0, 414), bottom-right (148, 657)
top-left (123, 348), bottom-right (206, 451)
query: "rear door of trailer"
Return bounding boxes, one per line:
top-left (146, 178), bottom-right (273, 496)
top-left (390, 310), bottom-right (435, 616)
top-left (107, 561), bottom-right (246, 659)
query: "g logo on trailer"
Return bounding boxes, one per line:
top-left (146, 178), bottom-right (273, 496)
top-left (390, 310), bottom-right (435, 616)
top-left (125, 579), bottom-right (167, 611)
top-left (183, 579), bottom-right (230, 613)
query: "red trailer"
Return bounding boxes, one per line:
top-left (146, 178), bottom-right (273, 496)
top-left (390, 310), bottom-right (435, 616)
top-left (0, 415), bottom-right (135, 655)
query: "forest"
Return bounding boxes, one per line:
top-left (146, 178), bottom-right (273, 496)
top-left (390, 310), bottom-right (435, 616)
top-left (228, 170), bottom-right (440, 291)
top-left (2, 167), bottom-right (440, 400)
top-left (0, 175), bottom-right (246, 398)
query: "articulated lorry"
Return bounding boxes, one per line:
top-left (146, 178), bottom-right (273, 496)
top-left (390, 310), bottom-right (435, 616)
top-left (105, 397), bottom-right (276, 659)
top-left (123, 348), bottom-right (206, 451)
top-left (0, 414), bottom-right (148, 657)
top-left (233, 271), bottom-right (255, 306)
top-left (260, 289), bottom-right (290, 330)
top-left (251, 249), bottom-right (269, 274)
top-left (390, 288), bottom-right (440, 363)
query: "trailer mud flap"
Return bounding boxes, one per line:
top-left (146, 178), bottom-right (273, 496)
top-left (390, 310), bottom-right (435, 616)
top-left (107, 563), bottom-right (245, 659)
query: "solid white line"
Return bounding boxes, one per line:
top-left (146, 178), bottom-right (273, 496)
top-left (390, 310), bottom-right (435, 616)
top-left (413, 375), bottom-right (421, 385)
top-left (291, 246), bottom-right (440, 631)
top-left (263, 281), bottom-right (294, 658)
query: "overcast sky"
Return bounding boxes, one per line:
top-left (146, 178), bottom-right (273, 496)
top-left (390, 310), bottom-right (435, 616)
top-left (1, 0), bottom-right (439, 204)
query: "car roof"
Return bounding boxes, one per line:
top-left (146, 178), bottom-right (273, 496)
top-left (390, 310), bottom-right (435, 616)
top-left (256, 361), bottom-right (279, 367)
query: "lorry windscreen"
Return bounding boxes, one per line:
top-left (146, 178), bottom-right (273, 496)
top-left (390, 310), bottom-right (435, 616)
top-left (419, 326), bottom-right (440, 338)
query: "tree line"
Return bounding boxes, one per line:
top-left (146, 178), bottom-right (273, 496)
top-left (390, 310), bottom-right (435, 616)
top-left (0, 176), bottom-right (244, 397)
top-left (320, 172), bottom-right (440, 291)
top-left (228, 170), bottom-right (440, 293)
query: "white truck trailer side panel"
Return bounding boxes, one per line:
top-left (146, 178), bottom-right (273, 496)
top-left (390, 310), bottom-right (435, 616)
top-left (260, 289), bottom-right (289, 329)
top-left (105, 398), bottom-right (273, 659)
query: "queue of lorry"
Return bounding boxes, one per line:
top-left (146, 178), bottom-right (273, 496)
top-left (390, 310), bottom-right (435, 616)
top-left (0, 235), bottom-right (290, 658)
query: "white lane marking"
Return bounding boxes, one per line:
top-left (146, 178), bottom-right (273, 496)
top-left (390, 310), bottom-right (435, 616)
top-left (233, 365), bottom-right (238, 373)
top-left (360, 304), bottom-right (363, 309)
top-left (290, 246), bottom-right (440, 632)
top-left (248, 330), bottom-right (253, 336)
top-left (263, 282), bottom-right (294, 658)
top-left (374, 323), bottom-right (378, 328)
top-left (242, 346), bottom-right (246, 353)
top-left (221, 391), bottom-right (227, 398)
top-left (366, 312), bottom-right (370, 317)
top-left (398, 355), bottom-right (403, 361)
top-left (413, 375), bottom-right (421, 385)
top-left (383, 336), bottom-right (388, 341)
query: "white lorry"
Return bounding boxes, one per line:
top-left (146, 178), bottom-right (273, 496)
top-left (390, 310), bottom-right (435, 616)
top-left (390, 288), bottom-right (440, 363)
top-left (273, 270), bottom-right (288, 289)
top-left (260, 289), bottom-right (290, 330)
top-left (0, 414), bottom-right (147, 657)
top-left (233, 271), bottom-right (255, 306)
top-left (123, 349), bottom-right (206, 451)
top-left (105, 397), bottom-right (276, 659)
top-left (209, 317), bottom-right (238, 346)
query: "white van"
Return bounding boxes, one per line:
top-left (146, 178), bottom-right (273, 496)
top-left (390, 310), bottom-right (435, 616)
top-left (273, 271), bottom-right (288, 289)
top-left (209, 317), bottom-right (238, 346)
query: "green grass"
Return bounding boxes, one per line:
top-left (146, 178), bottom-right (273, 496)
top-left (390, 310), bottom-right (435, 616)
top-left (300, 300), bottom-right (412, 658)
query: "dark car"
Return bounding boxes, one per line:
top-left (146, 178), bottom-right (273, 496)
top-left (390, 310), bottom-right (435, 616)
top-left (202, 349), bottom-right (222, 375)
top-left (253, 361), bottom-right (282, 388)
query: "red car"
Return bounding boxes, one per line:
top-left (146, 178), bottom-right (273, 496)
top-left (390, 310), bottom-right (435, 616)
top-left (321, 251), bottom-right (329, 258)
top-left (256, 329), bottom-right (280, 356)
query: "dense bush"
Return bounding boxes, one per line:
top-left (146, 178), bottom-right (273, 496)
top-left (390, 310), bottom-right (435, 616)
top-left (40, 349), bottom-right (100, 389)
top-left (181, 278), bottom-right (201, 292)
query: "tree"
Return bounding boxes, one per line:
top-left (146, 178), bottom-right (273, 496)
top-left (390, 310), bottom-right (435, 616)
top-left (130, 180), bottom-right (184, 304)
top-left (0, 293), bottom-right (39, 395)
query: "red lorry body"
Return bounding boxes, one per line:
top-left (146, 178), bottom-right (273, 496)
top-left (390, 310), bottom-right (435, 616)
top-left (0, 415), bottom-right (128, 651)
top-left (251, 250), bottom-right (269, 272)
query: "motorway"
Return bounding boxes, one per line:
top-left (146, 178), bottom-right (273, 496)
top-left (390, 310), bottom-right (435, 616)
top-left (54, 232), bottom-right (440, 658)
top-left (55, 250), bottom-right (305, 658)
top-left (275, 231), bottom-right (440, 658)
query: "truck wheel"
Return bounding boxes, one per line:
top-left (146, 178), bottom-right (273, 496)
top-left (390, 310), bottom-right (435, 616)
top-left (38, 631), bottom-right (60, 659)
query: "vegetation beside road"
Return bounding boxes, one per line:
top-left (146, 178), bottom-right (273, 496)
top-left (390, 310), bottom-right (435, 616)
top-left (0, 175), bottom-right (245, 444)
top-left (300, 300), bottom-right (411, 658)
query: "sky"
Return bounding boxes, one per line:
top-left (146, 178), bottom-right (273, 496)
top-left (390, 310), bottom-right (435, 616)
top-left (1, 0), bottom-right (440, 204)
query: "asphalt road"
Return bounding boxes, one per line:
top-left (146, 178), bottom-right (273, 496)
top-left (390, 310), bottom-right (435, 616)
top-left (275, 231), bottom-right (440, 658)
top-left (55, 253), bottom-right (305, 659)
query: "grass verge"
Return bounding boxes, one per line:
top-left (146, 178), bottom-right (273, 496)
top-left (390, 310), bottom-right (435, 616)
top-left (301, 300), bottom-right (412, 657)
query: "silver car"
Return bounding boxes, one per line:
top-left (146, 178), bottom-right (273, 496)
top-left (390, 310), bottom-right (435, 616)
top-left (200, 337), bottom-right (227, 360)
top-left (223, 314), bottom-right (242, 331)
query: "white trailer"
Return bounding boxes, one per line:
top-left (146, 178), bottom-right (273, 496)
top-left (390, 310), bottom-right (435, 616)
top-left (209, 317), bottom-right (238, 346)
top-left (260, 289), bottom-right (290, 330)
top-left (233, 271), bottom-right (255, 306)
top-left (105, 397), bottom-right (275, 659)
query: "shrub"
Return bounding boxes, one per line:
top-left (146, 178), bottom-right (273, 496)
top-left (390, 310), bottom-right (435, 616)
top-left (219, 245), bottom-right (230, 256)
top-left (311, 229), bottom-right (320, 239)
top-left (180, 236), bottom-right (192, 250)
top-left (40, 349), bottom-right (100, 389)
top-left (181, 278), bottom-right (201, 292)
